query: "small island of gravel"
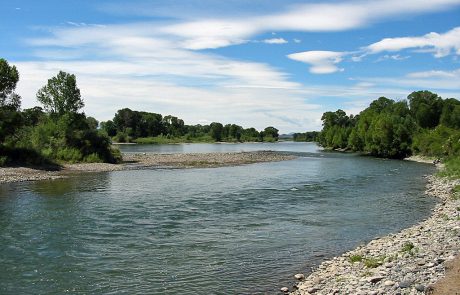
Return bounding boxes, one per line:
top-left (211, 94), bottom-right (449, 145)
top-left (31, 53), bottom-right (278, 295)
top-left (0, 151), bottom-right (296, 184)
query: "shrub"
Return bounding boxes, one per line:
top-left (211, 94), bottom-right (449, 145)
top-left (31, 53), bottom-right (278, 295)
top-left (56, 147), bottom-right (83, 163)
top-left (349, 254), bottom-right (363, 263)
top-left (84, 153), bottom-right (102, 163)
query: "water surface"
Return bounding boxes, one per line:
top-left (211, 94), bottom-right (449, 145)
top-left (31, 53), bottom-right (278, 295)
top-left (0, 143), bottom-right (435, 294)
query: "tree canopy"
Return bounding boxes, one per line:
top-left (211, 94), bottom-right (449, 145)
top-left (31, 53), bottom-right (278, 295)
top-left (318, 91), bottom-right (459, 159)
top-left (37, 71), bottom-right (84, 116)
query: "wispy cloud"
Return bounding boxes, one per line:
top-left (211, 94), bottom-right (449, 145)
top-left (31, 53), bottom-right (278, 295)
top-left (106, 0), bottom-right (460, 50)
top-left (366, 27), bottom-right (460, 57)
top-left (289, 27), bottom-right (460, 74)
top-left (15, 0), bottom-right (460, 131)
top-left (263, 38), bottom-right (288, 44)
top-left (287, 51), bottom-right (345, 74)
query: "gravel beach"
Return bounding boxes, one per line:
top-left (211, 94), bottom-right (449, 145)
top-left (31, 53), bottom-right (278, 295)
top-left (0, 151), bottom-right (295, 184)
top-left (288, 173), bottom-right (460, 295)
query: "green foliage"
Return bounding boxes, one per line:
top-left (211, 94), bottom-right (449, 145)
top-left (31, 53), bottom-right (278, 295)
top-left (412, 126), bottom-right (460, 157)
top-left (0, 59), bottom-right (22, 145)
top-left (319, 91), bottom-right (460, 160)
top-left (439, 157), bottom-right (460, 179)
top-left (56, 147), bottom-right (83, 163)
top-left (263, 126), bottom-right (279, 140)
top-left (349, 254), bottom-right (363, 263)
top-left (363, 257), bottom-right (384, 268)
top-left (210, 122), bottom-right (224, 141)
top-left (453, 185), bottom-right (460, 200)
top-left (293, 131), bottom-right (319, 142)
top-left (400, 242), bottom-right (418, 256)
top-left (36, 71), bottom-right (84, 115)
top-left (84, 153), bottom-right (102, 163)
top-left (408, 90), bottom-right (443, 129)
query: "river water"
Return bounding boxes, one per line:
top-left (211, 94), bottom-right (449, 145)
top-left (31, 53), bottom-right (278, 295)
top-left (0, 143), bottom-right (435, 294)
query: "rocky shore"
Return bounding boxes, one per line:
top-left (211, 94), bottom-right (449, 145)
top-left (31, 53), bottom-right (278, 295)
top-left (0, 151), bottom-right (295, 184)
top-left (289, 174), bottom-right (460, 295)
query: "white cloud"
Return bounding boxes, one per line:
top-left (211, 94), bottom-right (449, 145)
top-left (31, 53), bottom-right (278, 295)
top-left (293, 39), bottom-right (301, 43)
top-left (375, 54), bottom-right (410, 62)
top-left (287, 51), bottom-right (345, 74)
top-left (366, 27), bottom-right (460, 57)
top-left (263, 38), bottom-right (288, 44)
top-left (16, 0), bottom-right (460, 131)
top-left (406, 69), bottom-right (460, 79)
top-left (151, 0), bottom-right (460, 50)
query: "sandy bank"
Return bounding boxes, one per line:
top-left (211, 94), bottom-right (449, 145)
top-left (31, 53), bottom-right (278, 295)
top-left (0, 151), bottom-right (295, 184)
top-left (288, 172), bottom-right (459, 294)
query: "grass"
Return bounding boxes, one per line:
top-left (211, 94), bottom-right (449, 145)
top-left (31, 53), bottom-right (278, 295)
top-left (349, 254), bottom-right (363, 263)
top-left (400, 241), bottom-right (418, 256)
top-left (452, 185), bottom-right (460, 200)
top-left (363, 257), bottom-right (385, 268)
top-left (438, 157), bottom-right (460, 179)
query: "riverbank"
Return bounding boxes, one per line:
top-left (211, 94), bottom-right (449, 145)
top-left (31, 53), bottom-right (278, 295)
top-left (0, 151), bottom-right (295, 184)
top-left (289, 173), bottom-right (460, 294)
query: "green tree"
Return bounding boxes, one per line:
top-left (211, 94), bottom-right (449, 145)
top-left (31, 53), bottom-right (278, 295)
top-left (210, 122), bottom-right (223, 141)
top-left (0, 59), bottom-right (22, 145)
top-left (36, 71), bottom-right (84, 116)
top-left (407, 90), bottom-right (443, 129)
top-left (263, 126), bottom-right (279, 141)
top-left (440, 98), bottom-right (460, 129)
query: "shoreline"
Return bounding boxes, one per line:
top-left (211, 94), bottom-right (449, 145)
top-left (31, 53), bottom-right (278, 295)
top-left (0, 151), bottom-right (296, 184)
top-left (289, 164), bottom-right (460, 294)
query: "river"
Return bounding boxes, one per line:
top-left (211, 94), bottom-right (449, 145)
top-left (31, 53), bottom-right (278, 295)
top-left (0, 142), bottom-right (435, 294)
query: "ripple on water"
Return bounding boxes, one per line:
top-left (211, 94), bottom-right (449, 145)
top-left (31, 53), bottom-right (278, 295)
top-left (0, 145), bottom-right (436, 295)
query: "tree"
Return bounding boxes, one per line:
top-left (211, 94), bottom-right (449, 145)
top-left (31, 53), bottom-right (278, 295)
top-left (36, 71), bottom-right (84, 116)
top-left (0, 58), bottom-right (21, 109)
top-left (210, 122), bottom-right (223, 141)
top-left (0, 59), bottom-right (22, 145)
top-left (407, 91), bottom-right (443, 129)
top-left (263, 126), bottom-right (279, 140)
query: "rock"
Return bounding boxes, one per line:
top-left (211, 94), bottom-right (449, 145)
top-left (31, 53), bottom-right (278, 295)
top-left (307, 287), bottom-right (319, 293)
top-left (294, 273), bottom-right (305, 280)
top-left (398, 280), bottom-right (413, 288)
top-left (384, 280), bottom-right (395, 286)
top-left (280, 287), bottom-right (289, 293)
top-left (367, 276), bottom-right (384, 284)
top-left (414, 284), bottom-right (425, 292)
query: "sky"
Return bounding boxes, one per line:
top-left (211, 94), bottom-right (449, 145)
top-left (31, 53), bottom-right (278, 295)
top-left (1, 0), bottom-right (460, 133)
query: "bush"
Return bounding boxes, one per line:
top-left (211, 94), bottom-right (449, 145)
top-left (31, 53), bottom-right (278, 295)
top-left (56, 147), bottom-right (82, 163)
top-left (439, 157), bottom-right (460, 178)
top-left (84, 153), bottom-right (102, 163)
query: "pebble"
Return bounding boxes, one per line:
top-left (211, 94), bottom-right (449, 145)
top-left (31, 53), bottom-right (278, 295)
top-left (414, 284), bottom-right (425, 292)
top-left (294, 274), bottom-right (305, 280)
top-left (384, 280), bottom-right (395, 286)
top-left (290, 175), bottom-right (460, 295)
top-left (281, 287), bottom-right (289, 293)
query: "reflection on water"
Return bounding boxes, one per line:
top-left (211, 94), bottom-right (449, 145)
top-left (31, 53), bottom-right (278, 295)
top-left (0, 143), bottom-right (435, 294)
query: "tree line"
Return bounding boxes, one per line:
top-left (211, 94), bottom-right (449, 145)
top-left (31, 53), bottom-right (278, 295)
top-left (318, 91), bottom-right (460, 159)
top-left (0, 58), bottom-right (279, 166)
top-left (100, 109), bottom-right (279, 143)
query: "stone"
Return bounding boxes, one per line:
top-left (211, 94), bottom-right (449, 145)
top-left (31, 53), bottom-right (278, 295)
top-left (398, 280), bottom-right (413, 288)
top-left (384, 280), bottom-right (395, 286)
top-left (280, 287), bottom-right (289, 293)
top-left (294, 273), bottom-right (305, 280)
top-left (307, 287), bottom-right (319, 293)
top-left (414, 284), bottom-right (425, 292)
top-left (368, 276), bottom-right (384, 284)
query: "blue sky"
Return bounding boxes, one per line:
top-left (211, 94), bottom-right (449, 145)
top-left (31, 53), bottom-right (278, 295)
top-left (1, 0), bottom-right (460, 132)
